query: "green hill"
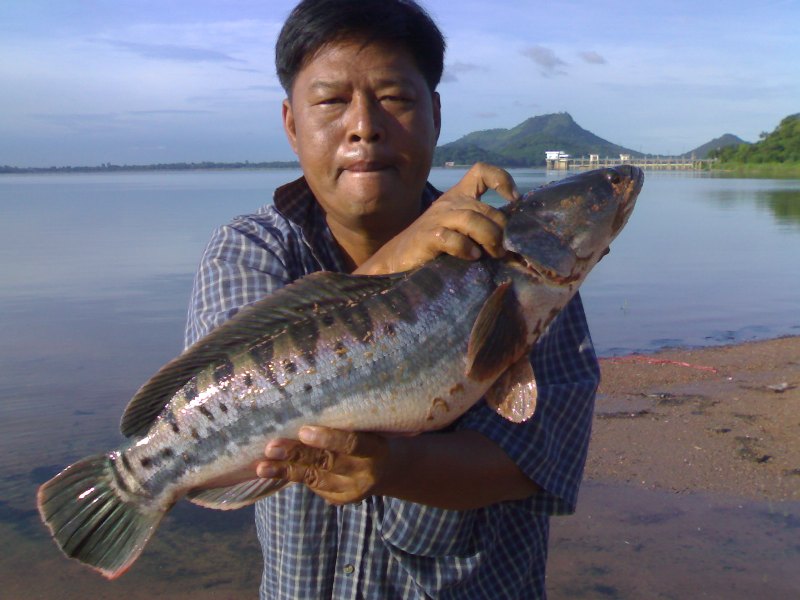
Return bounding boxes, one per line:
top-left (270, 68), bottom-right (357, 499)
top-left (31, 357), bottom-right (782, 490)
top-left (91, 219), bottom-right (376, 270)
top-left (434, 112), bottom-right (641, 167)
top-left (710, 114), bottom-right (800, 164)
top-left (681, 134), bottom-right (749, 159)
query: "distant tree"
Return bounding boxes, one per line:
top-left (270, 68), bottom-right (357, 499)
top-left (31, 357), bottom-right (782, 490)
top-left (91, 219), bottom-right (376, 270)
top-left (713, 114), bottom-right (799, 164)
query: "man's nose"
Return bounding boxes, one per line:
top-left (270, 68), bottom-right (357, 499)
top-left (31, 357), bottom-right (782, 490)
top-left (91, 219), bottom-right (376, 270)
top-left (346, 97), bottom-right (385, 144)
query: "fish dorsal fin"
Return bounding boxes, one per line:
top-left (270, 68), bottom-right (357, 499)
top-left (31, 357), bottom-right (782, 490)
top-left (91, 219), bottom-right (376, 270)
top-left (465, 281), bottom-right (529, 381)
top-left (485, 355), bottom-right (538, 423)
top-left (120, 271), bottom-right (404, 438)
top-left (186, 478), bottom-right (290, 510)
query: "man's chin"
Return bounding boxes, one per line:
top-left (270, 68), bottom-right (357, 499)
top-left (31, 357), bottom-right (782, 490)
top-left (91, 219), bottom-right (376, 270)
top-left (339, 168), bottom-right (396, 188)
top-left (339, 175), bottom-right (398, 207)
top-left (341, 190), bottom-right (417, 227)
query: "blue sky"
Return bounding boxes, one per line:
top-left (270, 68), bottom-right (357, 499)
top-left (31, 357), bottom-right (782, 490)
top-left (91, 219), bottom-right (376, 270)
top-left (1, 0), bottom-right (798, 167)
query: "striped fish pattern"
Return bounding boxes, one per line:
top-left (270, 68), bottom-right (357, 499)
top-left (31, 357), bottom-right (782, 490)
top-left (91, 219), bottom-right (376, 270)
top-left (37, 166), bottom-right (643, 579)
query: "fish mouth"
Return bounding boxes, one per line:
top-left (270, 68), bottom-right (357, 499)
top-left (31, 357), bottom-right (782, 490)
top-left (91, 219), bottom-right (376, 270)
top-left (504, 251), bottom-right (581, 285)
top-left (612, 166), bottom-right (644, 234)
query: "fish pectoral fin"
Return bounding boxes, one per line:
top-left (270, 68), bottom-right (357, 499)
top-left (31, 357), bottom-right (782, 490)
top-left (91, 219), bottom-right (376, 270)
top-left (186, 478), bottom-right (290, 510)
top-left (466, 282), bottom-right (528, 381)
top-left (485, 356), bottom-right (538, 423)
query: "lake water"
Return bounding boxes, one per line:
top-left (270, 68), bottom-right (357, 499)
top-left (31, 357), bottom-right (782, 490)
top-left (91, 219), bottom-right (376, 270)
top-left (1, 168), bottom-right (798, 598)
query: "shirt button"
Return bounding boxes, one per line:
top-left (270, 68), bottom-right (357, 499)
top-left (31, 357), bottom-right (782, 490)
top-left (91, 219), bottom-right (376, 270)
top-left (343, 564), bottom-right (355, 575)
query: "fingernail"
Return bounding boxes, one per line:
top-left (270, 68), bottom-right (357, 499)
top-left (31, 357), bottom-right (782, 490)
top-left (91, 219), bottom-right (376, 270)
top-left (469, 246), bottom-right (482, 260)
top-left (298, 427), bottom-right (320, 444)
top-left (264, 446), bottom-right (287, 460)
top-left (258, 465), bottom-right (279, 479)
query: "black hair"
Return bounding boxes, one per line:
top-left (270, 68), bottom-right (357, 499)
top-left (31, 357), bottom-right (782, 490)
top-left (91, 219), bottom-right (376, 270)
top-left (275, 0), bottom-right (445, 95)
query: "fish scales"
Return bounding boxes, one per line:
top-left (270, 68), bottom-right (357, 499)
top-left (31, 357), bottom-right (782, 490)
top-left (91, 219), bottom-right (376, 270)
top-left (302, 259), bottom-right (495, 432)
top-left (37, 166), bottom-right (644, 579)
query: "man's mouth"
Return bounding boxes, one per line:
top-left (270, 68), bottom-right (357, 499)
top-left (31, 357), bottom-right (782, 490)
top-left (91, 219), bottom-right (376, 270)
top-left (343, 161), bottom-right (391, 173)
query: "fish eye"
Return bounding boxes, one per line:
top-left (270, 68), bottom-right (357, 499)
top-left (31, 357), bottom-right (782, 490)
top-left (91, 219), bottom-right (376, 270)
top-left (605, 169), bottom-right (621, 185)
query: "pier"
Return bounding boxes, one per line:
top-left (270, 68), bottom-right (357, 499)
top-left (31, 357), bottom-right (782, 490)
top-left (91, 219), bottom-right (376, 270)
top-left (545, 151), bottom-right (714, 171)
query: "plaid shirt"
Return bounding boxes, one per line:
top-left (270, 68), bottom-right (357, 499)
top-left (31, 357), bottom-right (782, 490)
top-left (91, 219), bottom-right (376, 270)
top-left (185, 177), bottom-right (600, 599)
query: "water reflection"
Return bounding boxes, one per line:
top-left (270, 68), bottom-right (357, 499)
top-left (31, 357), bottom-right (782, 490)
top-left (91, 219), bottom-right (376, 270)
top-left (701, 177), bottom-right (800, 229)
top-left (757, 188), bottom-right (800, 227)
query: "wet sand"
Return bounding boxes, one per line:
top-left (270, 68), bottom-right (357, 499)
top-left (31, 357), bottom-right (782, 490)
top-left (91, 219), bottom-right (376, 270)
top-left (546, 336), bottom-right (800, 598)
top-left (588, 335), bottom-right (800, 501)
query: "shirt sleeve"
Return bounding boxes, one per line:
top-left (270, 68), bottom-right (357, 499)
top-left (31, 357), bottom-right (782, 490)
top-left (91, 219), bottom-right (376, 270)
top-left (185, 211), bottom-right (298, 348)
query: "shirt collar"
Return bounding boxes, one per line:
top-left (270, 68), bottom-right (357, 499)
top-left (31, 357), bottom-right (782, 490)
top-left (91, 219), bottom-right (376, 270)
top-left (272, 176), bottom-right (442, 269)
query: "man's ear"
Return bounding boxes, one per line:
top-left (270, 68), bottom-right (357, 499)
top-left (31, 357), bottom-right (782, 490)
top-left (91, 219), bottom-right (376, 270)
top-left (432, 91), bottom-right (442, 142)
top-left (282, 98), bottom-right (299, 154)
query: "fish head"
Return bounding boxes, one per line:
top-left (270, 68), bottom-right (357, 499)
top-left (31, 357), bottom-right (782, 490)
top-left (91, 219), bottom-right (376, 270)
top-left (501, 165), bottom-right (643, 283)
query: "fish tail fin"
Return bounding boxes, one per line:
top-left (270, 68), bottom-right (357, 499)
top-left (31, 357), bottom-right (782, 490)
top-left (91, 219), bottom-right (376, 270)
top-left (36, 453), bottom-right (165, 579)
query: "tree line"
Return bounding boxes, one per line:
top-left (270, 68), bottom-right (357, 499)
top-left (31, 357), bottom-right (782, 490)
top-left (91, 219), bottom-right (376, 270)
top-left (709, 114), bottom-right (800, 164)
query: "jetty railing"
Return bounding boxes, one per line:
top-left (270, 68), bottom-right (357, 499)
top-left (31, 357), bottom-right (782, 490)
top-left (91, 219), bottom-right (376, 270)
top-left (547, 156), bottom-right (715, 170)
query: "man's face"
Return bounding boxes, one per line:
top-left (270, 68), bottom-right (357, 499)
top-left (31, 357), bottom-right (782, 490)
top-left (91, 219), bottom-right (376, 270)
top-left (282, 39), bottom-right (441, 238)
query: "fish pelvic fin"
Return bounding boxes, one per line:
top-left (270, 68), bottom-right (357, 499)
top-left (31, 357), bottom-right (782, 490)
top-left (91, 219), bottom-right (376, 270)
top-left (186, 477), bottom-right (290, 510)
top-left (485, 355), bottom-right (538, 423)
top-left (36, 453), bottom-right (164, 579)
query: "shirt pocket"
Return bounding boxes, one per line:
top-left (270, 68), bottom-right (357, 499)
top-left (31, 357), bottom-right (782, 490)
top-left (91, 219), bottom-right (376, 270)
top-left (376, 497), bottom-right (487, 557)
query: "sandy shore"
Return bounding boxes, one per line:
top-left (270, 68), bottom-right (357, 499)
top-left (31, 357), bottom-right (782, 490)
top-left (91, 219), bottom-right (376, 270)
top-left (587, 336), bottom-right (800, 502)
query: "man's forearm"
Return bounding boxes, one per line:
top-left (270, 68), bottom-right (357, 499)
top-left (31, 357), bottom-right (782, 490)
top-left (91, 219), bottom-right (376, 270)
top-left (378, 430), bottom-right (539, 510)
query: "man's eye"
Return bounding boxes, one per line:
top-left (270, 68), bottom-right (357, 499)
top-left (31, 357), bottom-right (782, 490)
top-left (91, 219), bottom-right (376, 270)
top-left (317, 97), bottom-right (346, 105)
top-left (381, 96), bottom-right (414, 105)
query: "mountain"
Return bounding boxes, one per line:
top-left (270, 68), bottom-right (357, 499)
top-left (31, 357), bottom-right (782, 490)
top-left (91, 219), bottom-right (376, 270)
top-left (710, 113), bottom-right (800, 164)
top-left (681, 134), bottom-right (749, 159)
top-left (434, 112), bottom-right (641, 167)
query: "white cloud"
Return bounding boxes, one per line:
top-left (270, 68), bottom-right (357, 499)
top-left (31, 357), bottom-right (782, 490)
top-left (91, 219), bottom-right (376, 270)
top-left (521, 46), bottom-right (568, 77)
top-left (441, 61), bottom-right (486, 83)
top-left (579, 51), bottom-right (606, 65)
top-left (98, 40), bottom-right (244, 63)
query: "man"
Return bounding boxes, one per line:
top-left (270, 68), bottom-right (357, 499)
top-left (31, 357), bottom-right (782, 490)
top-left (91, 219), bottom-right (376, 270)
top-left (186, 0), bottom-right (599, 597)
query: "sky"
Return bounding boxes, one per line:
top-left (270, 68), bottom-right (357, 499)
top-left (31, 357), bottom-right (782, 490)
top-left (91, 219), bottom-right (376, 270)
top-left (1, 0), bottom-right (798, 167)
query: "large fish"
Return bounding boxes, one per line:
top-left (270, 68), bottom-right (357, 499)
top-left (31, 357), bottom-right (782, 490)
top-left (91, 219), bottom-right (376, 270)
top-left (37, 165), bottom-right (643, 578)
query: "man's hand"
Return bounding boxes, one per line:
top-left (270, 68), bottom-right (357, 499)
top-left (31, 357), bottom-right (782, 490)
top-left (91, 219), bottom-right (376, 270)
top-left (256, 426), bottom-right (392, 505)
top-left (356, 162), bottom-right (520, 275)
top-left (256, 425), bottom-right (539, 509)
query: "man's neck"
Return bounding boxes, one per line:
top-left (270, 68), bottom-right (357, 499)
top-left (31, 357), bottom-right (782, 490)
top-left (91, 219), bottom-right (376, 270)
top-left (326, 215), bottom-right (412, 273)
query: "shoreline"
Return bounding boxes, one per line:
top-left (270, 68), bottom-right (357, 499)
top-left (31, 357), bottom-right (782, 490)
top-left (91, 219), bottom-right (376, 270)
top-left (587, 335), bottom-right (800, 502)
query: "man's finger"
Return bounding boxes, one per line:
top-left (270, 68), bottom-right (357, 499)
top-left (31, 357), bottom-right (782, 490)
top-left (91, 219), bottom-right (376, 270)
top-left (460, 162), bottom-right (521, 202)
top-left (469, 199), bottom-right (509, 229)
top-left (257, 458), bottom-right (365, 503)
top-left (431, 227), bottom-right (482, 261)
top-left (265, 460), bottom-right (329, 489)
top-left (258, 446), bottom-right (337, 475)
top-left (298, 426), bottom-right (385, 458)
top-left (444, 209), bottom-right (506, 258)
